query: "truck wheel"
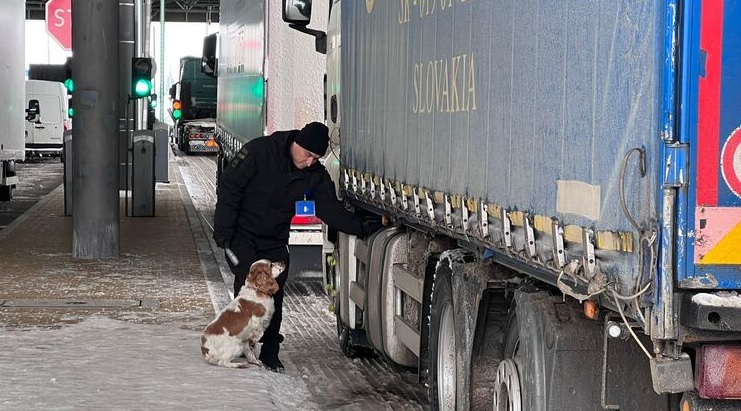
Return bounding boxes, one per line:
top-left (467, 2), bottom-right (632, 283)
top-left (494, 290), bottom-right (597, 411)
top-left (494, 298), bottom-right (529, 411)
top-left (338, 318), bottom-right (360, 357)
top-left (427, 264), bottom-right (457, 411)
top-left (335, 303), bottom-right (373, 358)
top-left (0, 185), bottom-right (13, 201)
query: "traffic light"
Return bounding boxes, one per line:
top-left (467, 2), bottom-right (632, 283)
top-left (64, 58), bottom-right (74, 117)
top-left (172, 100), bottom-right (182, 120)
top-left (149, 94), bottom-right (158, 109)
top-left (131, 57), bottom-right (153, 99)
top-left (64, 78), bottom-right (74, 93)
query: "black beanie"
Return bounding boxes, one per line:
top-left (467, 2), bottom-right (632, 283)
top-left (294, 122), bottom-right (329, 156)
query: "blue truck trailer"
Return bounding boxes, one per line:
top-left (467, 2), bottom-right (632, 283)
top-left (279, 0), bottom-right (741, 409)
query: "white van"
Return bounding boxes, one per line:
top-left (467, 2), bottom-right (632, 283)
top-left (25, 80), bottom-right (70, 157)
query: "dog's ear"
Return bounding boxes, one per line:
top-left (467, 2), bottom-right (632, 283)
top-left (265, 275), bottom-right (280, 296)
top-left (271, 262), bottom-right (285, 278)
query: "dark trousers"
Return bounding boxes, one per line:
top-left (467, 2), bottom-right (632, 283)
top-left (227, 237), bottom-right (290, 346)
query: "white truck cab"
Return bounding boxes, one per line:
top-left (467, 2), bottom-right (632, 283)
top-left (25, 80), bottom-right (69, 157)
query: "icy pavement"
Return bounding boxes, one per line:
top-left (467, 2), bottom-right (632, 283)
top-left (0, 315), bottom-right (320, 411)
top-left (0, 153), bottom-right (428, 411)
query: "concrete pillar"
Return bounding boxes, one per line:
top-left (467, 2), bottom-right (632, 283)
top-left (71, 0), bottom-right (120, 258)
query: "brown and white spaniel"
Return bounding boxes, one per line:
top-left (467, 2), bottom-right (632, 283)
top-left (200, 259), bottom-right (284, 368)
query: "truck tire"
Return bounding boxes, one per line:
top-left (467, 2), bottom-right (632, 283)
top-left (495, 294), bottom-right (535, 411)
top-left (469, 289), bottom-right (510, 410)
top-left (497, 290), bottom-right (596, 410)
top-left (427, 262), bottom-right (457, 411)
top-left (0, 185), bottom-right (12, 201)
top-left (426, 251), bottom-right (487, 411)
top-left (181, 130), bottom-right (189, 155)
top-left (496, 290), bottom-right (590, 411)
top-left (177, 127), bottom-right (186, 152)
top-left (335, 301), bottom-right (373, 358)
top-left (495, 289), bottom-right (678, 411)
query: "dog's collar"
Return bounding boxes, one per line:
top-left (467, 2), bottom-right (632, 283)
top-left (244, 283), bottom-right (274, 296)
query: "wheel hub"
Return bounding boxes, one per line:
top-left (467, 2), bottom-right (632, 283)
top-left (493, 358), bottom-right (522, 411)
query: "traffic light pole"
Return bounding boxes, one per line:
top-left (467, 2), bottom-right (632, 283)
top-left (118, 0), bottom-right (135, 191)
top-left (135, 0), bottom-right (148, 131)
top-left (71, 0), bottom-right (120, 259)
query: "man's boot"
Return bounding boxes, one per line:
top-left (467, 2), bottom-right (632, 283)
top-left (259, 334), bottom-right (284, 373)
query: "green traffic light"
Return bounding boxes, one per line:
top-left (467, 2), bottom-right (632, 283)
top-left (64, 78), bottom-right (74, 93)
top-left (134, 79), bottom-right (153, 97)
top-left (68, 107), bottom-right (74, 117)
top-left (172, 109), bottom-right (182, 120)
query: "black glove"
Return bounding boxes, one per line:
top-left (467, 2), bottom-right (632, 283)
top-left (360, 215), bottom-right (385, 237)
top-left (214, 237), bottom-right (230, 249)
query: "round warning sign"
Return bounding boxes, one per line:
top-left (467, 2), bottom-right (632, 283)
top-left (721, 125), bottom-right (741, 198)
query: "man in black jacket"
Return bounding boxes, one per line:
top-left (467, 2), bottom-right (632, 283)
top-left (213, 121), bottom-right (380, 372)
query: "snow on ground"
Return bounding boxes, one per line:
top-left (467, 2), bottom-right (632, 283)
top-left (0, 315), bottom-right (321, 411)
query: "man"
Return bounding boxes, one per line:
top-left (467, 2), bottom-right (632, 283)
top-left (213, 121), bottom-right (382, 372)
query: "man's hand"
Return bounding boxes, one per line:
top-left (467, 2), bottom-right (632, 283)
top-left (214, 237), bottom-right (229, 249)
top-left (361, 215), bottom-right (388, 237)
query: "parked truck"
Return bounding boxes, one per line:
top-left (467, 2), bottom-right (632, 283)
top-left (169, 56), bottom-right (218, 154)
top-left (0, 0), bottom-right (25, 201)
top-left (204, 0), bottom-right (329, 247)
top-left (277, 0), bottom-right (741, 410)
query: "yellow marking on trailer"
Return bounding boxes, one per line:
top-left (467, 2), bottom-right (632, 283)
top-left (434, 191), bottom-right (445, 204)
top-left (533, 215), bottom-right (552, 234)
top-left (450, 195), bottom-right (462, 209)
top-left (699, 220), bottom-right (741, 264)
top-left (595, 231), bottom-right (634, 253)
top-left (487, 203), bottom-right (502, 218)
top-left (509, 211), bottom-right (525, 227)
top-left (563, 225), bottom-right (583, 244)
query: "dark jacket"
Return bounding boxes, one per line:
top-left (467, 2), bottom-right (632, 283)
top-left (213, 130), bottom-right (364, 248)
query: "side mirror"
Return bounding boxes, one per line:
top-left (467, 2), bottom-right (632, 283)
top-left (26, 99), bottom-right (40, 122)
top-left (282, 0), bottom-right (326, 54)
top-left (201, 33), bottom-right (218, 78)
top-left (283, 0), bottom-right (312, 25)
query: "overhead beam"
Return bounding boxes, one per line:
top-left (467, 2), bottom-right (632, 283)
top-left (25, 6), bottom-right (219, 23)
